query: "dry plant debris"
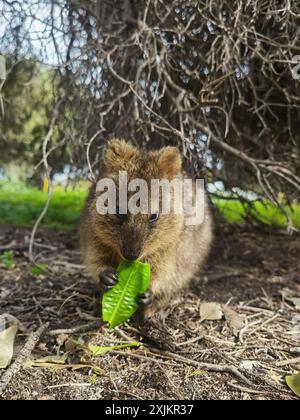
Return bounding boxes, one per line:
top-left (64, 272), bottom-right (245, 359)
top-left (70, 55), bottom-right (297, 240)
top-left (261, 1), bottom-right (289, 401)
top-left (0, 225), bottom-right (299, 400)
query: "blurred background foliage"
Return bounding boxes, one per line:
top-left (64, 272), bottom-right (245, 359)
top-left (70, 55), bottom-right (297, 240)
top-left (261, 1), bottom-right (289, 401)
top-left (0, 0), bottom-right (299, 231)
top-left (0, 59), bottom-right (54, 180)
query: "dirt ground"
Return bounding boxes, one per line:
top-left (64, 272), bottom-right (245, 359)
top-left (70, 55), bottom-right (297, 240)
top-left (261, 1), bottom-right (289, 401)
top-left (0, 224), bottom-right (299, 400)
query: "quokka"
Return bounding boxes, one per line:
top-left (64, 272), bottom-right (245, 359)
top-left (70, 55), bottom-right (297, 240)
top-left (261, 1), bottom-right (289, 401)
top-left (80, 139), bottom-right (213, 318)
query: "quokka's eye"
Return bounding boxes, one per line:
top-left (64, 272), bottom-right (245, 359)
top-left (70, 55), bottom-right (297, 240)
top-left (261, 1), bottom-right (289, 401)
top-left (150, 213), bottom-right (159, 223)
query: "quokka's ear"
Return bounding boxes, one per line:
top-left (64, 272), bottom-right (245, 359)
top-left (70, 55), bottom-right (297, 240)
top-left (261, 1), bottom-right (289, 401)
top-left (157, 146), bottom-right (182, 179)
top-left (105, 138), bottom-right (137, 172)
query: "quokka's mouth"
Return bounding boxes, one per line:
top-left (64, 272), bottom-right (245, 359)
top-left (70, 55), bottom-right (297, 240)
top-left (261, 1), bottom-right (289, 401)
top-left (122, 252), bottom-right (141, 262)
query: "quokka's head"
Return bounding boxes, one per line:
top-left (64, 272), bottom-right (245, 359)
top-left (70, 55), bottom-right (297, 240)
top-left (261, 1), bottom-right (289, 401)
top-left (90, 138), bottom-right (185, 261)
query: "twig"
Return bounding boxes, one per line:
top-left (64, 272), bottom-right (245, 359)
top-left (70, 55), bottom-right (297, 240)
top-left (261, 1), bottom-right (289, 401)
top-left (176, 334), bottom-right (204, 347)
top-left (114, 327), bottom-right (136, 342)
top-left (228, 382), bottom-right (268, 395)
top-left (0, 323), bottom-right (49, 397)
top-left (52, 261), bottom-right (85, 270)
top-left (113, 347), bottom-right (253, 386)
top-left (171, 355), bottom-right (251, 386)
top-left (276, 357), bottom-right (300, 368)
top-left (45, 383), bottom-right (91, 390)
top-left (110, 350), bottom-right (176, 367)
top-left (48, 322), bottom-right (103, 336)
top-left (0, 242), bottom-right (27, 252)
top-left (28, 100), bottom-right (64, 263)
top-left (86, 129), bottom-right (104, 181)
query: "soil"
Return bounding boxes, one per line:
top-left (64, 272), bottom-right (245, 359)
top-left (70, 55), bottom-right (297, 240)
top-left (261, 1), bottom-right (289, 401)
top-left (0, 224), bottom-right (299, 400)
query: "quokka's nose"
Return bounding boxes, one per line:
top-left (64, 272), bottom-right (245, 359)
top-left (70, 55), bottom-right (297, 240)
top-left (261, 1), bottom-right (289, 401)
top-left (123, 250), bottom-right (140, 261)
top-left (124, 253), bottom-right (140, 262)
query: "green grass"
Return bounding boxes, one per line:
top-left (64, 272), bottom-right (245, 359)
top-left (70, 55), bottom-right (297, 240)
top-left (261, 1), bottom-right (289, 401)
top-left (213, 198), bottom-right (300, 229)
top-left (0, 181), bottom-right (299, 231)
top-left (0, 251), bottom-right (15, 269)
top-left (0, 181), bottom-right (87, 230)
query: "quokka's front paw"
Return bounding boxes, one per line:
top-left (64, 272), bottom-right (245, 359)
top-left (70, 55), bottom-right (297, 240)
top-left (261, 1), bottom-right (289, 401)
top-left (137, 289), bottom-right (154, 306)
top-left (99, 269), bottom-right (118, 291)
top-left (141, 300), bottom-right (161, 321)
top-left (138, 290), bottom-right (162, 321)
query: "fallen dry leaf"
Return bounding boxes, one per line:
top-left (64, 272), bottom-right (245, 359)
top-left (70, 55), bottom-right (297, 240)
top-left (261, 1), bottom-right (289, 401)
top-left (200, 302), bottom-right (223, 323)
top-left (280, 288), bottom-right (292, 300)
top-left (223, 306), bottom-right (246, 336)
top-left (280, 288), bottom-right (300, 308)
top-left (268, 370), bottom-right (281, 385)
top-left (286, 297), bottom-right (300, 309)
top-left (239, 360), bottom-right (257, 371)
top-left (0, 325), bottom-right (18, 369)
top-left (24, 356), bottom-right (103, 374)
top-left (185, 367), bottom-right (208, 378)
top-left (286, 373), bottom-right (300, 398)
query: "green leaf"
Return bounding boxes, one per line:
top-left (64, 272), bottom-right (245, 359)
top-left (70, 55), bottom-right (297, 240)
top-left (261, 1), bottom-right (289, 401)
top-left (286, 374), bottom-right (300, 398)
top-left (88, 341), bottom-right (141, 357)
top-left (102, 261), bottom-right (151, 329)
top-left (30, 263), bottom-right (48, 277)
top-left (0, 251), bottom-right (15, 270)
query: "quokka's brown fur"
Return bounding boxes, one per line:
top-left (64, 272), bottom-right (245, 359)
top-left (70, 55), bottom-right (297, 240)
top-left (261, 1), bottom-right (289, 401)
top-left (80, 139), bottom-right (213, 318)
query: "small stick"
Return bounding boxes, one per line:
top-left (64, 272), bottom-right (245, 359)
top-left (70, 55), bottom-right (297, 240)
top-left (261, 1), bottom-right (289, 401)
top-left (48, 322), bottom-right (102, 336)
top-left (28, 99), bottom-right (63, 263)
top-left (0, 323), bottom-right (49, 397)
top-left (250, 314), bottom-right (280, 334)
top-left (176, 334), bottom-right (205, 347)
top-left (149, 349), bottom-right (253, 386)
top-left (276, 357), bottom-right (300, 367)
top-left (114, 327), bottom-right (136, 342)
top-left (48, 323), bottom-right (102, 337)
top-left (110, 350), bottom-right (176, 367)
top-left (0, 243), bottom-right (27, 252)
top-left (45, 383), bottom-right (91, 390)
top-left (228, 382), bottom-right (268, 395)
top-left (112, 347), bottom-right (252, 386)
top-left (53, 261), bottom-right (85, 270)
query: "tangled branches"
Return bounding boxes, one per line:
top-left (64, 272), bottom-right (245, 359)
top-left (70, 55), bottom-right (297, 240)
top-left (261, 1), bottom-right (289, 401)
top-left (0, 0), bottom-right (300, 225)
